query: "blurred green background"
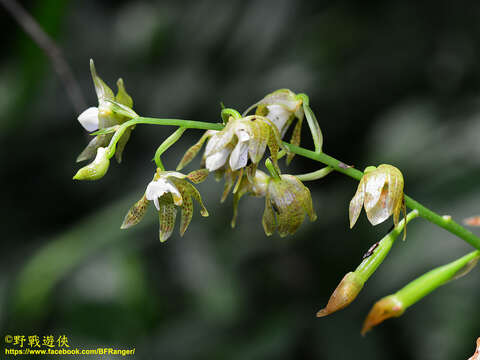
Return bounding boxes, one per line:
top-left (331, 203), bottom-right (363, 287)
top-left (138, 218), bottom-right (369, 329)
top-left (1, 0), bottom-right (480, 359)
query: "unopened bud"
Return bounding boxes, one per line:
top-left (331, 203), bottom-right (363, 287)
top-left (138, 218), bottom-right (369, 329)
top-left (361, 295), bottom-right (405, 336)
top-left (317, 272), bottom-right (364, 317)
top-left (73, 147), bottom-right (110, 180)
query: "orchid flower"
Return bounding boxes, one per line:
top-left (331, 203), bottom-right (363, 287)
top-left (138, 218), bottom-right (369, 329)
top-left (121, 169), bottom-right (209, 242)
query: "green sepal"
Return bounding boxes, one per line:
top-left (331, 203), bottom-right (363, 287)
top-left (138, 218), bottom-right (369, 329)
top-left (116, 78), bottom-right (133, 108)
top-left (90, 59), bottom-right (114, 101)
top-left (298, 94), bottom-right (323, 153)
top-left (115, 125), bottom-right (134, 163)
top-left (90, 126), bottom-right (120, 136)
top-left (104, 98), bottom-right (138, 119)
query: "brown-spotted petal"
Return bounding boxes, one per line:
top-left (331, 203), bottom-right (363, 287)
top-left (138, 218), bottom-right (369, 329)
top-left (179, 189), bottom-right (194, 236)
top-left (121, 194), bottom-right (149, 229)
top-left (158, 196), bottom-right (177, 242)
top-left (186, 168), bottom-right (209, 184)
top-left (184, 182), bottom-right (208, 217)
top-left (282, 175), bottom-right (317, 222)
top-left (268, 178), bottom-right (305, 237)
top-left (177, 131), bottom-right (213, 171)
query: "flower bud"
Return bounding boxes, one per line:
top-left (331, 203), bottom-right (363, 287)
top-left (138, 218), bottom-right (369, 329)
top-left (73, 147), bottom-right (110, 181)
top-left (317, 272), bottom-right (364, 317)
top-left (361, 295), bottom-right (405, 335)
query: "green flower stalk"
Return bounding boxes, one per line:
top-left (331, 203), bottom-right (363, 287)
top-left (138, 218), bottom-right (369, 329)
top-left (349, 164), bottom-right (405, 230)
top-left (361, 249), bottom-right (480, 335)
top-left (77, 60), bottom-right (137, 164)
top-left (121, 169), bottom-right (209, 242)
top-left (317, 210), bottom-right (419, 317)
top-left (72, 147), bottom-right (110, 180)
top-left (262, 173), bottom-right (317, 237)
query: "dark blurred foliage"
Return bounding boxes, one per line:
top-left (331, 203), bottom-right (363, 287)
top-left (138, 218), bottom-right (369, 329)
top-left (1, 0), bottom-right (480, 359)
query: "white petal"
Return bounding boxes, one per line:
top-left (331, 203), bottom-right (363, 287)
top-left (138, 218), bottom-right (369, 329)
top-left (204, 127), bottom-right (234, 156)
top-left (266, 104), bottom-right (291, 135)
top-left (78, 107), bottom-right (100, 132)
top-left (205, 147), bottom-right (230, 171)
top-left (364, 173), bottom-right (391, 226)
top-left (349, 179), bottom-right (365, 228)
top-left (364, 173), bottom-right (387, 211)
top-left (229, 141), bottom-right (249, 171)
top-left (145, 178), bottom-right (183, 207)
top-left (93, 147), bottom-right (108, 164)
top-left (235, 124), bottom-right (250, 142)
top-left (252, 170), bottom-right (269, 197)
top-left (277, 99), bottom-right (301, 112)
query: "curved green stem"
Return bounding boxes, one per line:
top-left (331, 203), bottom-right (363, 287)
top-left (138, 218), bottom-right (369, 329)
top-left (297, 93), bottom-right (323, 153)
top-left (221, 108), bottom-right (242, 124)
top-left (105, 117), bottom-right (223, 158)
top-left (393, 249), bottom-right (480, 308)
top-left (154, 127), bottom-right (186, 169)
top-left (265, 158), bottom-right (281, 180)
top-left (296, 166), bottom-right (334, 182)
top-left (103, 116), bottom-right (480, 251)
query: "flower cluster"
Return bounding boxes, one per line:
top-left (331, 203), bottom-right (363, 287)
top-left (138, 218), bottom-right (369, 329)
top-left (75, 60), bottom-right (480, 337)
